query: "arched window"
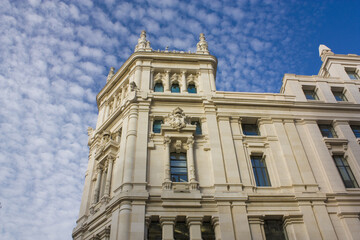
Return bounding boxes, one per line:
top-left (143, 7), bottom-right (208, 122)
top-left (187, 83), bottom-right (197, 93)
top-left (171, 83), bottom-right (180, 93)
top-left (170, 152), bottom-right (187, 182)
top-left (154, 82), bottom-right (164, 92)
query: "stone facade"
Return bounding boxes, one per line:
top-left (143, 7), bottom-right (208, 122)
top-left (73, 31), bottom-right (360, 240)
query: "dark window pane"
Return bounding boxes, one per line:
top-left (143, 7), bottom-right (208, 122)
top-left (188, 84), bottom-right (197, 93)
top-left (174, 221), bottom-right (189, 240)
top-left (251, 156), bottom-right (271, 187)
top-left (304, 89), bottom-right (318, 100)
top-left (242, 124), bottom-right (259, 136)
top-left (351, 125), bottom-right (360, 138)
top-left (148, 221), bottom-right (162, 240)
top-left (192, 121), bottom-right (202, 135)
top-left (333, 91), bottom-right (347, 101)
top-left (201, 221), bottom-right (215, 240)
top-left (153, 120), bottom-right (163, 133)
top-left (170, 153), bottom-right (188, 182)
top-left (264, 220), bottom-right (286, 240)
top-left (347, 70), bottom-right (359, 80)
top-left (318, 124), bottom-right (337, 138)
top-left (333, 155), bottom-right (359, 188)
top-left (171, 83), bottom-right (180, 93)
top-left (154, 82), bottom-right (164, 92)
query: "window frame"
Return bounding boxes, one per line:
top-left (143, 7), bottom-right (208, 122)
top-left (333, 155), bottom-right (359, 188)
top-left (187, 83), bottom-right (197, 93)
top-left (318, 124), bottom-right (337, 138)
top-left (350, 125), bottom-right (360, 138)
top-left (346, 69), bottom-right (359, 80)
top-left (303, 88), bottom-right (319, 100)
top-left (251, 155), bottom-right (271, 187)
top-left (331, 87), bottom-right (348, 102)
top-left (242, 124), bottom-right (260, 136)
top-left (153, 119), bottom-right (163, 133)
top-left (171, 83), bottom-right (180, 93)
top-left (154, 82), bottom-right (164, 92)
top-left (170, 152), bottom-right (188, 182)
top-left (191, 120), bottom-right (202, 135)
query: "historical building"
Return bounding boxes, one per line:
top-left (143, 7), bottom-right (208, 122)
top-left (72, 31), bottom-right (360, 240)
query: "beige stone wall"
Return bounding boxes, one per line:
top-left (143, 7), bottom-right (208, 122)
top-left (73, 43), bottom-right (360, 239)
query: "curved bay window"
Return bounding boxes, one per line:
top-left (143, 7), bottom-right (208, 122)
top-left (154, 82), bottom-right (164, 92)
top-left (170, 152), bottom-right (188, 182)
top-left (171, 83), bottom-right (180, 93)
top-left (187, 83), bottom-right (197, 93)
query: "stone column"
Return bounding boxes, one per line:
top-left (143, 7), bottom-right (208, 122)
top-left (134, 63), bottom-right (142, 88)
top-left (187, 216), bottom-right (202, 240)
top-left (181, 70), bottom-right (187, 93)
top-left (231, 202), bottom-right (252, 240)
top-left (93, 165), bottom-right (103, 204)
top-left (218, 203), bottom-right (236, 239)
top-left (160, 216), bottom-right (175, 240)
top-left (103, 156), bottom-right (114, 198)
top-left (118, 201), bottom-right (132, 240)
top-left (209, 68), bottom-right (216, 92)
top-left (248, 216), bottom-right (265, 240)
top-left (121, 88), bottom-right (126, 104)
top-left (338, 212), bottom-right (360, 240)
top-left (298, 201), bottom-right (322, 239)
top-left (145, 216), bottom-right (151, 240)
top-left (211, 216), bottom-right (221, 240)
top-left (122, 105), bottom-right (138, 192)
top-left (187, 137), bottom-right (196, 183)
top-left (312, 201), bottom-right (337, 240)
top-left (150, 68), bottom-right (155, 90)
top-left (163, 137), bottom-right (171, 189)
top-left (164, 70), bottom-right (170, 92)
top-left (104, 101), bottom-right (110, 120)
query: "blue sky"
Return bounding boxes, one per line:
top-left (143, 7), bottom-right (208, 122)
top-left (0, 0), bottom-right (359, 239)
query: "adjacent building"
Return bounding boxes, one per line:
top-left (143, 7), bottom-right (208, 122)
top-left (72, 31), bottom-right (360, 240)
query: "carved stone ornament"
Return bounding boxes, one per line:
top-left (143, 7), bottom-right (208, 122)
top-left (106, 67), bottom-right (115, 82)
top-left (134, 30), bottom-right (152, 52)
top-left (167, 107), bottom-right (188, 131)
top-left (196, 33), bottom-right (209, 54)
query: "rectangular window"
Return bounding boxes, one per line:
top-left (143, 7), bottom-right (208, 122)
top-left (201, 220), bottom-right (215, 240)
top-left (153, 120), bottom-right (163, 133)
top-left (318, 124), bottom-right (337, 138)
top-left (303, 89), bottom-right (318, 100)
top-left (346, 70), bottom-right (359, 80)
top-left (148, 220), bottom-right (162, 240)
top-left (351, 125), bottom-right (360, 138)
top-left (242, 124), bottom-right (260, 136)
top-left (170, 153), bottom-right (188, 182)
top-left (251, 155), bottom-right (271, 186)
top-left (333, 155), bottom-right (359, 188)
top-left (264, 220), bottom-right (286, 240)
top-left (332, 89), bottom-right (347, 101)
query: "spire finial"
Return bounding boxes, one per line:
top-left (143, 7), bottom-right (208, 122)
top-left (319, 44), bottom-right (334, 61)
top-left (196, 33), bottom-right (209, 54)
top-left (135, 30), bottom-right (152, 52)
top-left (106, 67), bottom-right (115, 82)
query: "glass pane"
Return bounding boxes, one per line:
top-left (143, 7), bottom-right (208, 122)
top-left (171, 84), bottom-right (180, 93)
top-left (351, 125), bottom-right (360, 138)
top-left (304, 90), bottom-right (317, 100)
top-left (170, 161), bottom-right (187, 167)
top-left (154, 82), bottom-right (164, 92)
top-left (192, 121), bottom-right (202, 135)
top-left (264, 220), bottom-right (286, 240)
top-left (171, 168), bottom-right (188, 174)
top-left (153, 120), bottom-right (163, 133)
top-left (148, 221), bottom-right (162, 240)
top-left (174, 222), bottom-right (189, 240)
top-left (347, 71), bottom-right (359, 80)
top-left (242, 124), bottom-right (259, 136)
top-left (188, 84), bottom-right (197, 93)
top-left (179, 175), bottom-right (188, 182)
top-left (201, 222), bottom-right (215, 240)
top-left (319, 125), bottom-right (335, 138)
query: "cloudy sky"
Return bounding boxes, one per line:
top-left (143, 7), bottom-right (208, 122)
top-left (0, 0), bottom-right (359, 239)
